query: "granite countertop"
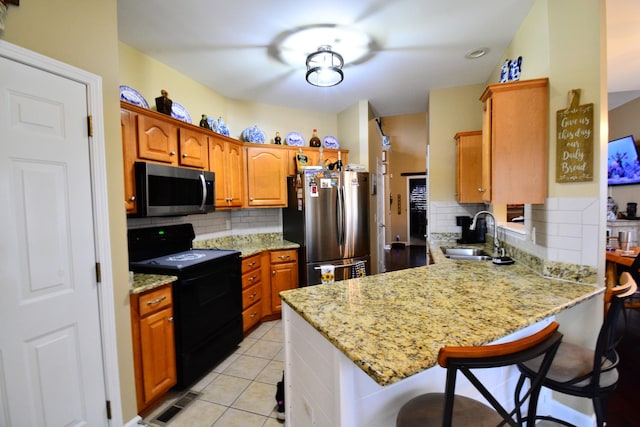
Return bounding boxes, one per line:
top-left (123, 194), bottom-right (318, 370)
top-left (131, 273), bottom-right (177, 295)
top-left (279, 242), bottom-right (603, 387)
top-left (193, 233), bottom-right (299, 257)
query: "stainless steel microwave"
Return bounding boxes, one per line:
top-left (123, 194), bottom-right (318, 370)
top-left (133, 162), bottom-right (215, 217)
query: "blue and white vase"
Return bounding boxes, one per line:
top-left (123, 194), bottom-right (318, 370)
top-left (500, 59), bottom-right (511, 83)
top-left (509, 56), bottom-right (522, 82)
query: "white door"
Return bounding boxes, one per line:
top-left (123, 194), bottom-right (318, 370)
top-left (0, 56), bottom-right (107, 426)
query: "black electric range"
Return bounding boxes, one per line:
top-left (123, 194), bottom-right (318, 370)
top-left (128, 224), bottom-right (243, 389)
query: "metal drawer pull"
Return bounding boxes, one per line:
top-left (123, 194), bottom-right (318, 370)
top-left (168, 317), bottom-right (174, 323)
top-left (146, 295), bottom-right (167, 306)
top-left (247, 261), bottom-right (256, 267)
top-left (278, 255), bottom-right (290, 259)
top-left (249, 312), bottom-right (258, 318)
top-left (249, 292), bottom-right (257, 299)
top-left (247, 275), bottom-right (257, 282)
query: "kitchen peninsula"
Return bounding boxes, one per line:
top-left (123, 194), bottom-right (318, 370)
top-left (280, 246), bottom-right (602, 427)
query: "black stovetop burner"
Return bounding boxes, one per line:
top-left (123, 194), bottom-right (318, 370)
top-left (128, 224), bottom-right (238, 272)
top-left (130, 248), bottom-right (239, 271)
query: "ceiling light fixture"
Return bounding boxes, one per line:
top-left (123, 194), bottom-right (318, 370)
top-left (306, 45), bottom-right (344, 87)
top-left (465, 47), bottom-right (489, 59)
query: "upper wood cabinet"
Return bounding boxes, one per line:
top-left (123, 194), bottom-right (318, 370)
top-left (454, 131), bottom-right (483, 203)
top-left (178, 127), bottom-right (209, 169)
top-left (136, 113), bottom-right (179, 165)
top-left (245, 146), bottom-right (289, 207)
top-left (209, 134), bottom-right (244, 209)
top-left (121, 109), bottom-right (138, 214)
top-left (479, 78), bottom-right (549, 204)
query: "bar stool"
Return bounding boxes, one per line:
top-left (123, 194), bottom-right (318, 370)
top-left (515, 272), bottom-right (638, 427)
top-left (396, 321), bottom-right (563, 427)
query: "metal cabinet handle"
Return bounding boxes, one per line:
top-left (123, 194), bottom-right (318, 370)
top-left (182, 153), bottom-right (188, 158)
top-left (129, 195), bottom-right (136, 201)
top-left (249, 312), bottom-right (258, 318)
top-left (478, 187), bottom-right (485, 192)
top-left (272, 270), bottom-right (276, 275)
top-left (248, 275), bottom-right (257, 282)
top-left (278, 255), bottom-right (290, 260)
top-left (168, 317), bottom-right (174, 323)
top-left (247, 261), bottom-right (256, 267)
top-left (170, 151), bottom-right (176, 156)
top-left (249, 292), bottom-right (257, 299)
top-left (146, 295), bottom-right (167, 306)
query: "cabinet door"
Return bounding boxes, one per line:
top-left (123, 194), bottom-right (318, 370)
top-left (136, 114), bottom-right (178, 164)
top-left (226, 141), bottom-right (245, 207)
top-left (455, 131), bottom-right (483, 203)
top-left (178, 127), bottom-right (208, 169)
top-left (139, 306), bottom-right (176, 406)
top-left (121, 109), bottom-right (138, 214)
top-left (271, 261), bottom-right (298, 313)
top-left (245, 146), bottom-right (288, 207)
top-left (209, 137), bottom-right (229, 208)
top-left (480, 78), bottom-right (548, 204)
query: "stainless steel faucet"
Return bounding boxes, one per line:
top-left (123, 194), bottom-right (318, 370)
top-left (469, 210), bottom-right (503, 256)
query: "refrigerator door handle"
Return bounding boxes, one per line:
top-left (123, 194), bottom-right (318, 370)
top-left (337, 186), bottom-right (345, 249)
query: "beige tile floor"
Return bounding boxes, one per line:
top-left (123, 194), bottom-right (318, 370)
top-left (143, 320), bottom-right (285, 427)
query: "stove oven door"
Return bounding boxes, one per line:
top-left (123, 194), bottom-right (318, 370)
top-left (172, 257), bottom-right (242, 388)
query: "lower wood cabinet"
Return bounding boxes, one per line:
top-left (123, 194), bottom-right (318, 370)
top-left (130, 283), bottom-right (176, 413)
top-left (241, 253), bottom-right (263, 333)
top-left (268, 249), bottom-right (299, 314)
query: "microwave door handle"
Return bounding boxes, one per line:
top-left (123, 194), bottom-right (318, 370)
top-left (199, 174), bottom-right (207, 211)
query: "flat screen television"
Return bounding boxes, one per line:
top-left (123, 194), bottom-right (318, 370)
top-left (608, 135), bottom-right (640, 186)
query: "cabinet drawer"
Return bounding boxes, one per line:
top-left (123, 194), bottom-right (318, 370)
top-left (242, 269), bottom-right (261, 290)
top-left (242, 254), bottom-right (261, 273)
top-left (270, 249), bottom-right (298, 264)
top-left (138, 285), bottom-right (172, 317)
top-left (242, 282), bottom-right (262, 309)
top-left (242, 302), bottom-right (262, 332)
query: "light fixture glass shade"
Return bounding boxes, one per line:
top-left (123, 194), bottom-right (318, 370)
top-left (306, 45), bottom-right (344, 87)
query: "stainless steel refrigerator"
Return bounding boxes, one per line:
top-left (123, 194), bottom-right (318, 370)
top-left (283, 170), bottom-right (370, 286)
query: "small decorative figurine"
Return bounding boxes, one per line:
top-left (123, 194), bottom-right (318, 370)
top-left (155, 89), bottom-right (173, 115)
top-left (274, 131), bottom-right (282, 145)
top-left (199, 114), bottom-right (211, 130)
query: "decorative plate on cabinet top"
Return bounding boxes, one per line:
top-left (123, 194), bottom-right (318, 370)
top-left (242, 125), bottom-right (265, 143)
top-left (323, 135), bottom-right (340, 149)
top-left (171, 101), bottom-right (192, 123)
top-left (286, 131), bottom-right (305, 146)
top-left (119, 85), bottom-right (149, 109)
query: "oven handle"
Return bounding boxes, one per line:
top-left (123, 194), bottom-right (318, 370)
top-left (199, 173), bottom-right (207, 211)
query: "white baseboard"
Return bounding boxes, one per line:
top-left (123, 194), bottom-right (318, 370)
top-left (123, 415), bottom-right (143, 427)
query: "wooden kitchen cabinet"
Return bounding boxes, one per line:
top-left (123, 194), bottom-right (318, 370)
top-left (130, 283), bottom-right (176, 413)
top-left (209, 135), bottom-right (244, 208)
top-left (454, 130), bottom-right (483, 203)
top-left (241, 253), bottom-right (263, 333)
top-left (121, 109), bottom-right (138, 214)
top-left (245, 146), bottom-right (289, 207)
top-left (178, 127), bottom-right (209, 169)
top-left (268, 249), bottom-right (298, 314)
top-left (136, 113), bottom-right (179, 165)
top-left (479, 78), bottom-right (549, 204)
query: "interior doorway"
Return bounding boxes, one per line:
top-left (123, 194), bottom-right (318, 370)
top-left (406, 175), bottom-right (427, 246)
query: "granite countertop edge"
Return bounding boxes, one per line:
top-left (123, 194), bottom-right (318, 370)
top-left (280, 242), bottom-right (604, 387)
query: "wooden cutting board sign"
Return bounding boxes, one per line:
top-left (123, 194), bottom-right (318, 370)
top-left (556, 89), bottom-right (594, 183)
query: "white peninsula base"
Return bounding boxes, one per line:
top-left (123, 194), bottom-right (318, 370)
top-left (282, 303), bottom-right (595, 427)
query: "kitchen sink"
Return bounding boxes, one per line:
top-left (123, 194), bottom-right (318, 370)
top-left (440, 247), bottom-right (491, 261)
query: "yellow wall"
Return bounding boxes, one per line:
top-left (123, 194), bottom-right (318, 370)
top-left (428, 84), bottom-right (484, 202)
top-left (1, 0), bottom-right (138, 421)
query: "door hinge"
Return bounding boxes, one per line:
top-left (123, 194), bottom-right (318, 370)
top-left (106, 400), bottom-right (112, 419)
top-left (96, 262), bottom-right (101, 283)
top-left (87, 115), bottom-right (93, 137)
